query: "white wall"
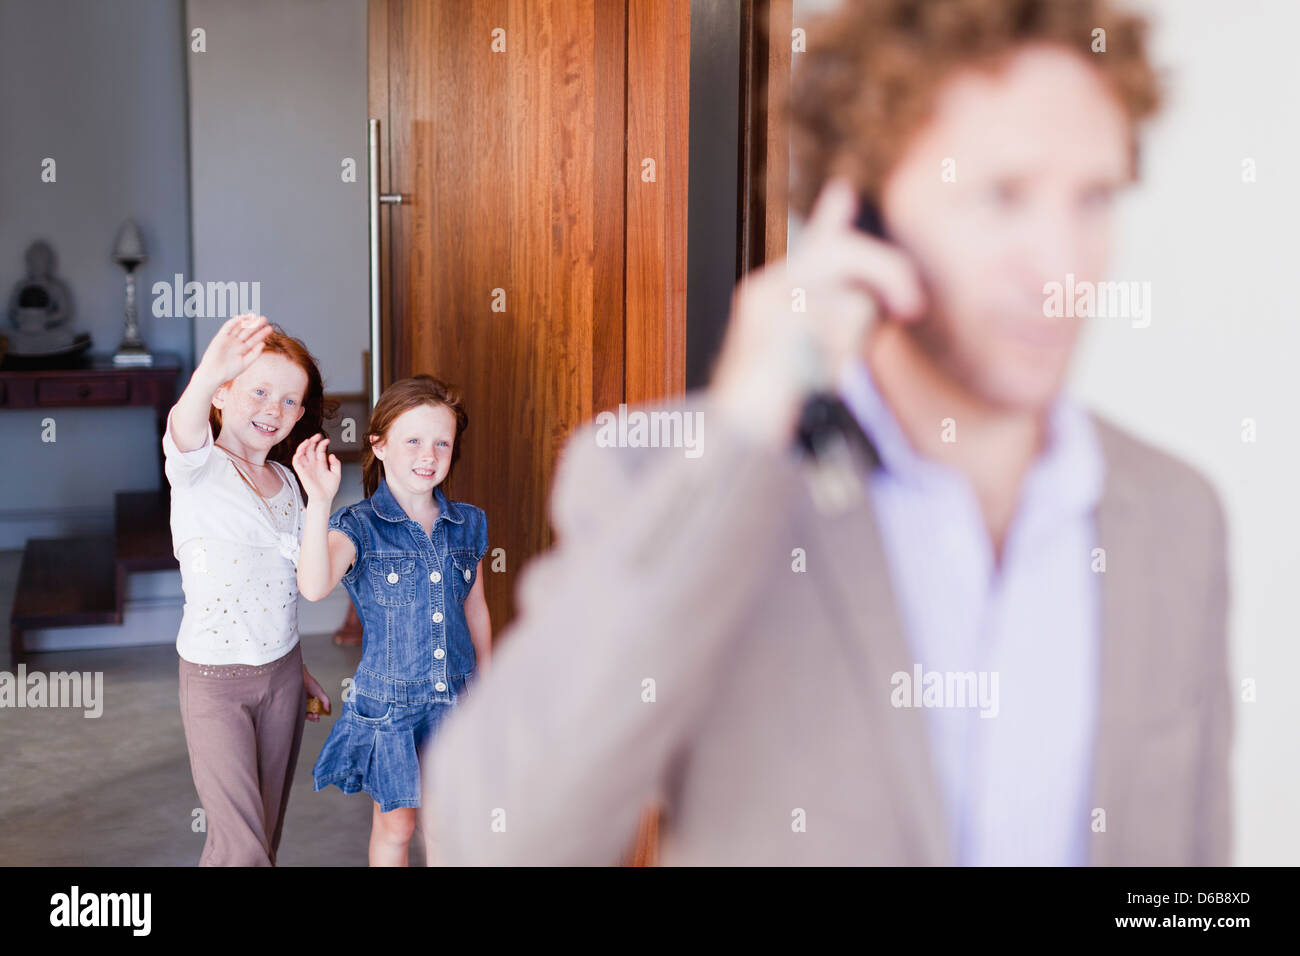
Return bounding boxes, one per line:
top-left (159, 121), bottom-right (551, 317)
top-left (1071, 0), bottom-right (1300, 868)
top-left (185, 0), bottom-right (369, 396)
top-left (185, 0), bottom-right (370, 516)
top-left (0, 0), bottom-right (191, 545)
top-left (790, 0), bottom-right (1298, 865)
top-left (0, 0), bottom-right (369, 640)
top-left (0, 0), bottom-right (371, 542)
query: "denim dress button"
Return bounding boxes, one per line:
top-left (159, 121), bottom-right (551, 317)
top-left (435, 681), bottom-right (446, 692)
top-left (463, 568), bottom-right (472, 582)
top-left (434, 648), bottom-right (445, 659)
top-left (432, 611), bottom-right (443, 623)
top-left (430, 570), bottom-right (441, 582)
top-left (387, 571), bottom-right (399, 584)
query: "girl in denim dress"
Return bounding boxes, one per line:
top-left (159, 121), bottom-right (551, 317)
top-left (293, 375), bottom-right (492, 866)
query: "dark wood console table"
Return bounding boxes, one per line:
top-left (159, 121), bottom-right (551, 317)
top-left (0, 350), bottom-right (183, 491)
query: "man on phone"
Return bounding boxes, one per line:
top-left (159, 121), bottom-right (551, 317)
top-left (425, 0), bottom-right (1232, 865)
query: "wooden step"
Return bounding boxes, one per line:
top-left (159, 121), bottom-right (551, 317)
top-left (115, 489), bottom-right (179, 572)
top-left (9, 489), bottom-right (180, 662)
top-left (10, 535), bottom-right (122, 655)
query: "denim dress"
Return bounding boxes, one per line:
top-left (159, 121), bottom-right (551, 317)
top-left (312, 476), bottom-right (488, 812)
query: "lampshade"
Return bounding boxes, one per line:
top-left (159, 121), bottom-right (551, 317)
top-left (112, 219), bottom-right (146, 268)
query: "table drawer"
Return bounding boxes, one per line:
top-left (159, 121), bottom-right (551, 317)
top-left (35, 377), bottom-right (131, 405)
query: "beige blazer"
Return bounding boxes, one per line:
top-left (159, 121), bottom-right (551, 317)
top-left (425, 392), bottom-right (1233, 865)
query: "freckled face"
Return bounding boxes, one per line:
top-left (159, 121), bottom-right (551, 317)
top-left (213, 353), bottom-right (308, 450)
top-left (371, 403), bottom-right (458, 495)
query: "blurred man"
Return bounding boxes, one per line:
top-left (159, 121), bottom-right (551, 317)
top-left (426, 0), bottom-right (1232, 865)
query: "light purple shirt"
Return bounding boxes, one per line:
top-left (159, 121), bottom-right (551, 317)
top-left (837, 359), bottom-right (1105, 865)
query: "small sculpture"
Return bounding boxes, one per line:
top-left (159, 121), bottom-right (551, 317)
top-left (4, 240), bottom-right (90, 359)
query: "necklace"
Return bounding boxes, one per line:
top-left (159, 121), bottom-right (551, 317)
top-left (216, 442), bottom-right (284, 524)
top-left (214, 441), bottom-right (272, 470)
top-left (214, 442), bottom-right (302, 567)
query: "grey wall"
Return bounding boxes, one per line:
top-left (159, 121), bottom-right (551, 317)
top-left (1, 0), bottom-right (369, 541)
top-left (0, 0), bottom-right (192, 545)
top-left (185, 0), bottom-right (369, 397)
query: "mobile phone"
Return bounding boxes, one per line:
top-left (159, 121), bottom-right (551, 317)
top-left (851, 195), bottom-right (930, 310)
top-left (853, 196), bottom-right (887, 240)
top-left (794, 193), bottom-right (887, 499)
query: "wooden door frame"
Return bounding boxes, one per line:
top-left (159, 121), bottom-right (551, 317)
top-left (740, 0), bottom-right (790, 270)
top-left (623, 0), bottom-right (690, 406)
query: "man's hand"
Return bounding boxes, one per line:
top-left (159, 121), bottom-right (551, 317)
top-left (711, 177), bottom-right (927, 448)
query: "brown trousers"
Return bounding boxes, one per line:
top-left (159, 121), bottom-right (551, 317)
top-left (178, 643), bottom-right (306, 866)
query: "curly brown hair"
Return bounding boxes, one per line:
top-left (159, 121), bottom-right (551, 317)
top-left (361, 375), bottom-right (469, 499)
top-left (780, 0), bottom-right (1163, 219)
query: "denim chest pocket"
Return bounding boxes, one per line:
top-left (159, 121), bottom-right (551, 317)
top-left (369, 554), bottom-right (417, 606)
top-left (449, 549), bottom-right (478, 601)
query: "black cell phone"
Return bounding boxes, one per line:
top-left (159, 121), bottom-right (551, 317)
top-left (793, 192), bottom-right (887, 487)
top-left (851, 195), bottom-right (928, 302)
top-left (853, 196), bottom-right (887, 240)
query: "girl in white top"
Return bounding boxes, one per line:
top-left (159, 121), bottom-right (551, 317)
top-left (165, 312), bottom-right (333, 865)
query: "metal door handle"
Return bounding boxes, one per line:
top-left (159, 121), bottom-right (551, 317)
top-left (369, 118), bottom-right (406, 409)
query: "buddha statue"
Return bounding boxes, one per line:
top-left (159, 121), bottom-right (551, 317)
top-left (4, 240), bottom-right (89, 358)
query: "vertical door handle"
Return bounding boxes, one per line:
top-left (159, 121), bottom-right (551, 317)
top-left (369, 118), bottom-right (406, 409)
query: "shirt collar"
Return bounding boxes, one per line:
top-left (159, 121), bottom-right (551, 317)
top-left (835, 357), bottom-right (931, 483)
top-left (371, 475), bottom-right (464, 524)
top-left (836, 356), bottom-right (1104, 517)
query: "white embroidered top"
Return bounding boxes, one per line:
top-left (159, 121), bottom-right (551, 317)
top-left (163, 407), bottom-right (304, 666)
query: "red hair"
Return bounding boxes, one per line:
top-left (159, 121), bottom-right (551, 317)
top-left (780, 0), bottom-right (1163, 217)
top-left (208, 323), bottom-right (338, 499)
top-left (361, 375), bottom-right (470, 499)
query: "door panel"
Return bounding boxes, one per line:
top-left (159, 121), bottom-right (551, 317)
top-left (376, 0), bottom-right (629, 628)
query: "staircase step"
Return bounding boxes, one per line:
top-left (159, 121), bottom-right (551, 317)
top-left (115, 490), bottom-right (178, 572)
top-left (11, 535), bottom-right (121, 635)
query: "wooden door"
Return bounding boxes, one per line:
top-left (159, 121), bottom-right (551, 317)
top-left (369, 0), bottom-right (687, 635)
